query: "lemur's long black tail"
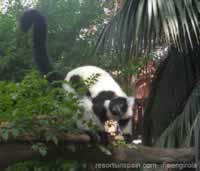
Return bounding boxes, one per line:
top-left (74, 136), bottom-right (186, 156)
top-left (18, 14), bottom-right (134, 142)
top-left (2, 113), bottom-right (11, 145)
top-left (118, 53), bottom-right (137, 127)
top-left (20, 9), bottom-right (53, 75)
top-left (20, 10), bottom-right (65, 82)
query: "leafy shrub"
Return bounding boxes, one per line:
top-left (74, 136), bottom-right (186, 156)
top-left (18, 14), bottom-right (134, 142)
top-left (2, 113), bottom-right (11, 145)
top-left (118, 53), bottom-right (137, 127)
top-left (0, 70), bottom-right (84, 170)
top-left (0, 70), bottom-right (80, 122)
top-left (0, 70), bottom-right (85, 144)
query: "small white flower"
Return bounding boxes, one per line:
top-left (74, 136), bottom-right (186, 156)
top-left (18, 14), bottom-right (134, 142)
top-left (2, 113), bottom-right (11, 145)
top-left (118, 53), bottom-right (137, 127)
top-left (104, 120), bottom-right (118, 134)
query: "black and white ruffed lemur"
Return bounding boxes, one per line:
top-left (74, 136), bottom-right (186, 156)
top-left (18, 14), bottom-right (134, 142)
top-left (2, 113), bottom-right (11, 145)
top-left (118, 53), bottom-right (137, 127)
top-left (20, 9), bottom-right (135, 142)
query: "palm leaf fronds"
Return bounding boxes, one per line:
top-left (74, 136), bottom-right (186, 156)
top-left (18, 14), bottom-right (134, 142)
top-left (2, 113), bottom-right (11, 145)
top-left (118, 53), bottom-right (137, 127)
top-left (156, 80), bottom-right (200, 148)
top-left (97, 0), bottom-right (200, 58)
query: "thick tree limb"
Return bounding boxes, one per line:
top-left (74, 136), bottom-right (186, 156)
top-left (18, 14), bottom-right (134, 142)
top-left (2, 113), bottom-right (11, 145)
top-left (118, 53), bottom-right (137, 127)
top-left (0, 133), bottom-right (195, 170)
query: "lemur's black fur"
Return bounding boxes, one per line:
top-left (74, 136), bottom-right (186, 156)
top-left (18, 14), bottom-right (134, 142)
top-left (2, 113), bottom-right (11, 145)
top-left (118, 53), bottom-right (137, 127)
top-left (20, 10), bottom-right (65, 82)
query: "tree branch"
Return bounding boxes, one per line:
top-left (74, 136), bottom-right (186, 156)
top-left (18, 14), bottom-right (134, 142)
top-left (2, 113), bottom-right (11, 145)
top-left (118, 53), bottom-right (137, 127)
top-left (0, 133), bottom-right (194, 170)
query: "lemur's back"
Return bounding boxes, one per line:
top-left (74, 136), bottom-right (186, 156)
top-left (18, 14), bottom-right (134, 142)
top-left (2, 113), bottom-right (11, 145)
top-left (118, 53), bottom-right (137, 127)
top-left (65, 65), bottom-right (127, 98)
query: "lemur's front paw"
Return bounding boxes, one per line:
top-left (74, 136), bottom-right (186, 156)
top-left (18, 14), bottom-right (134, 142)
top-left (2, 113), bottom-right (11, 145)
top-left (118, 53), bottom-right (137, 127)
top-left (84, 131), bottom-right (110, 144)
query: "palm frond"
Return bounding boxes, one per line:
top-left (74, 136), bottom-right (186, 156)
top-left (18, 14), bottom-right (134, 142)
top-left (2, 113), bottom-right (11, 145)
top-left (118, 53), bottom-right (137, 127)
top-left (156, 80), bottom-right (200, 148)
top-left (97, 0), bottom-right (200, 58)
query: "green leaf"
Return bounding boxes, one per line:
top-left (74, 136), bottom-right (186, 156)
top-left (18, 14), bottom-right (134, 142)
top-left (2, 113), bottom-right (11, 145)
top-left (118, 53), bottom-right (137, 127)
top-left (32, 143), bottom-right (48, 157)
top-left (98, 145), bottom-right (112, 156)
top-left (11, 128), bottom-right (20, 138)
top-left (39, 147), bottom-right (48, 157)
top-left (1, 130), bottom-right (9, 141)
top-left (52, 136), bottom-right (58, 145)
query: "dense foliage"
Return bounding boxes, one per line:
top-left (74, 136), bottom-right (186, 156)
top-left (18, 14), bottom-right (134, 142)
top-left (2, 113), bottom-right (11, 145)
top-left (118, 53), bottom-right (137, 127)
top-left (0, 71), bottom-right (80, 122)
top-left (5, 160), bottom-right (77, 171)
top-left (0, 70), bottom-right (86, 171)
top-left (0, 0), bottom-right (110, 81)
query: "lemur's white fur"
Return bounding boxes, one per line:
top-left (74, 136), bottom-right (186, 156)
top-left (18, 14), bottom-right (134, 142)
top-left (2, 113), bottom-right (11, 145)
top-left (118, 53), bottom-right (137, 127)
top-left (63, 65), bottom-right (134, 135)
top-left (63, 65), bottom-right (127, 98)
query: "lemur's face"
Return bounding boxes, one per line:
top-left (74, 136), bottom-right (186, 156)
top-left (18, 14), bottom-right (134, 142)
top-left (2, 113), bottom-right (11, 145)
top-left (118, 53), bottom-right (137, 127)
top-left (104, 97), bottom-right (135, 120)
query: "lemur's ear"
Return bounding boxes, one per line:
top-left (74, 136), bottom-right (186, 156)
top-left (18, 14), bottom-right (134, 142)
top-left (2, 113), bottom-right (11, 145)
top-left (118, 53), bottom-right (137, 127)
top-left (46, 71), bottom-right (66, 87)
top-left (46, 71), bottom-right (65, 82)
